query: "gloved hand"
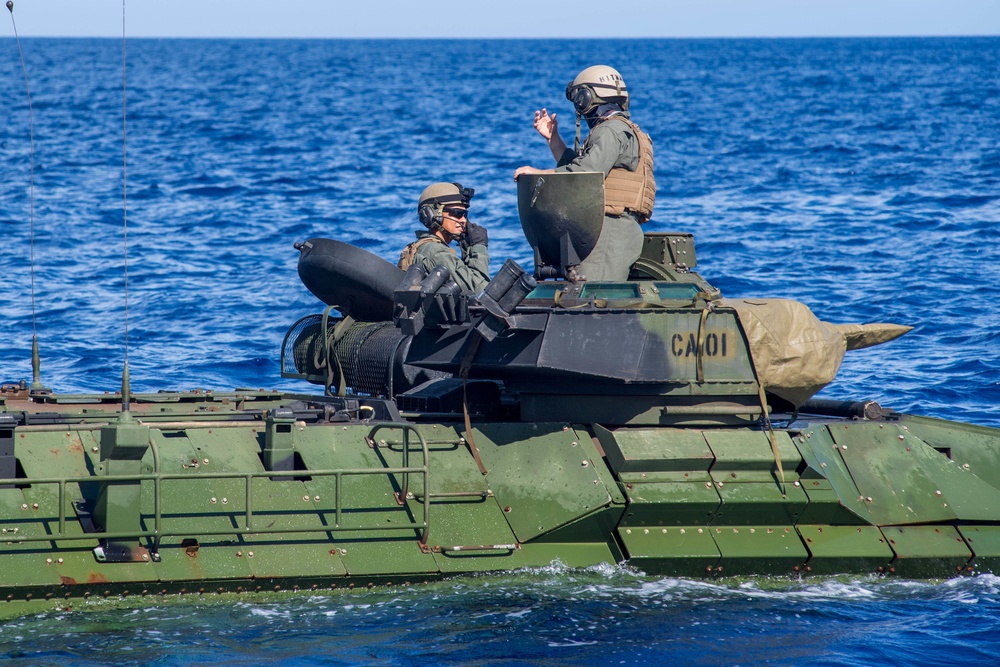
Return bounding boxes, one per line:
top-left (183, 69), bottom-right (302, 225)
top-left (463, 223), bottom-right (489, 249)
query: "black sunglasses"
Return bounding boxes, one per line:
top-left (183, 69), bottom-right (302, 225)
top-left (443, 207), bottom-right (469, 219)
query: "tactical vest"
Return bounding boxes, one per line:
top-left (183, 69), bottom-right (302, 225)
top-left (598, 117), bottom-right (656, 223)
top-left (398, 236), bottom-right (453, 271)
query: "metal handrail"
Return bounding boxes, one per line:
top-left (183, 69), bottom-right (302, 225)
top-left (365, 422), bottom-right (432, 546)
top-left (0, 422), bottom-right (432, 547)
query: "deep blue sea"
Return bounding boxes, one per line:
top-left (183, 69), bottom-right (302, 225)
top-left (1, 37), bottom-right (1000, 665)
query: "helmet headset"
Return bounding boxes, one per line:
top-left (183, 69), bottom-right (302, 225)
top-left (418, 182), bottom-right (474, 232)
top-left (565, 79), bottom-right (630, 115)
top-left (564, 65), bottom-right (629, 152)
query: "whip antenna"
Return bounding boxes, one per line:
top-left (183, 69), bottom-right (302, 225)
top-left (120, 0), bottom-right (132, 412)
top-left (7, 1), bottom-right (49, 395)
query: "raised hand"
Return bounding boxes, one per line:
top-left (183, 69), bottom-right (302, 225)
top-left (463, 223), bottom-right (489, 248)
top-left (533, 108), bottom-right (558, 141)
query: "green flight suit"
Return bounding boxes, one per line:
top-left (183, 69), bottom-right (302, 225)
top-left (555, 112), bottom-right (645, 282)
top-left (400, 231), bottom-right (490, 294)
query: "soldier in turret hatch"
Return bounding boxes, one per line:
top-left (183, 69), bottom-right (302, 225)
top-left (398, 182), bottom-right (491, 293)
top-left (514, 65), bottom-right (656, 282)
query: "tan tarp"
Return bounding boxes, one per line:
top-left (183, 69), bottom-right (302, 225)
top-left (720, 298), bottom-right (912, 407)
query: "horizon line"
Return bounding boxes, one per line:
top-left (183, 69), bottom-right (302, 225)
top-left (4, 33), bottom-right (999, 40)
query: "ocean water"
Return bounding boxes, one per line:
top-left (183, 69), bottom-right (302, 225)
top-left (1, 36), bottom-right (1000, 664)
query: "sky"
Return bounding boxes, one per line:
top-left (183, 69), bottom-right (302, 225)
top-left (4, 0), bottom-right (999, 38)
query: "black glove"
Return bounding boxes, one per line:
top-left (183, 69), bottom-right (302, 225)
top-left (463, 223), bottom-right (489, 249)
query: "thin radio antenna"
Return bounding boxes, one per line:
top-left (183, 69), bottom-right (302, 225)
top-left (6, 1), bottom-right (50, 395)
top-left (119, 0), bottom-right (133, 413)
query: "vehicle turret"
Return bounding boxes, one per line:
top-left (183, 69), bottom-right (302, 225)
top-left (284, 173), bottom-right (909, 426)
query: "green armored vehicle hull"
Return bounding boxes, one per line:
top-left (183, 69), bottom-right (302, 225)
top-left (5, 376), bottom-right (1000, 620)
top-left (1, 175), bottom-right (998, 619)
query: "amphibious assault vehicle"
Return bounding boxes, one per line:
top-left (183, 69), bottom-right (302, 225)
top-left (2, 173), bottom-right (999, 619)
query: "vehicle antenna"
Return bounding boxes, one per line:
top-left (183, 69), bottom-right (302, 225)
top-left (120, 0), bottom-right (132, 414)
top-left (6, 1), bottom-right (50, 396)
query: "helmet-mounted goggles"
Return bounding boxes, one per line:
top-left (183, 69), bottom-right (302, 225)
top-left (565, 80), bottom-right (628, 115)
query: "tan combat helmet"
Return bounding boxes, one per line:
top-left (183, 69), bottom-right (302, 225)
top-left (565, 65), bottom-right (630, 115)
top-left (417, 182), bottom-right (474, 230)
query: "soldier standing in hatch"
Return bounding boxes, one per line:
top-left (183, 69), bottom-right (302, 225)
top-left (514, 65), bottom-right (656, 282)
top-left (398, 182), bottom-right (491, 293)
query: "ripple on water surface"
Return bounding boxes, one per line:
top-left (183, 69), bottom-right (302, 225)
top-left (1, 37), bottom-right (999, 663)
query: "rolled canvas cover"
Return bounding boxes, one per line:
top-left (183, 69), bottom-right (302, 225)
top-left (723, 298), bottom-right (911, 406)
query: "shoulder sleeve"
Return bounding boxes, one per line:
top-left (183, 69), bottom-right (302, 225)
top-left (555, 147), bottom-right (578, 168)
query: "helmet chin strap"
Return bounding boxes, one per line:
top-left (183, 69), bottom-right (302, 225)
top-left (436, 222), bottom-right (460, 244)
top-left (574, 111), bottom-right (581, 155)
